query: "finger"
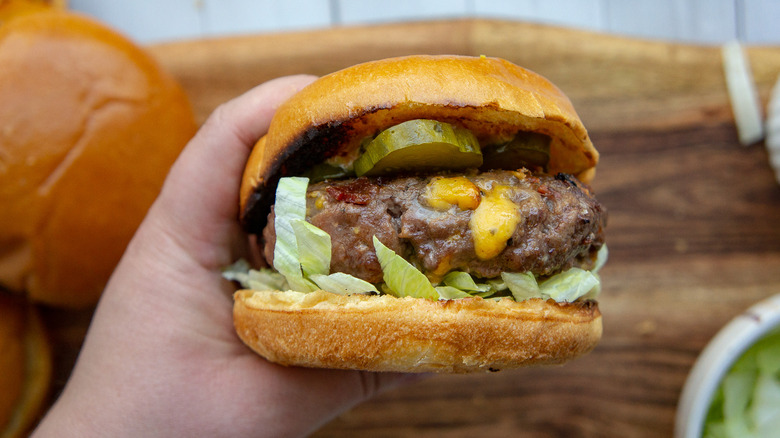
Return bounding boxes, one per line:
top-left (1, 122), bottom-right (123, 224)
top-left (149, 75), bottom-right (317, 264)
top-left (234, 362), bottom-right (429, 437)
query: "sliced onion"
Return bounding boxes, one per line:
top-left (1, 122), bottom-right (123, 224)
top-left (722, 41), bottom-right (765, 146)
top-left (766, 74), bottom-right (780, 184)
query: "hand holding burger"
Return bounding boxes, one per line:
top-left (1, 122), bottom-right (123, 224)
top-left (230, 55), bottom-right (607, 373)
top-left (32, 75), bottom-right (415, 438)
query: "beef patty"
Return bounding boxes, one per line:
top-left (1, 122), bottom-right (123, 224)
top-left (262, 169), bottom-right (606, 284)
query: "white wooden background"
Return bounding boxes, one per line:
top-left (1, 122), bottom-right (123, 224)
top-left (69, 0), bottom-right (780, 46)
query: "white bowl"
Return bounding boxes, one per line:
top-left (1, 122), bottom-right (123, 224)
top-left (675, 293), bottom-right (780, 438)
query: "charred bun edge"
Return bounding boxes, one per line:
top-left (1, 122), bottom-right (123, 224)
top-left (241, 113), bottom-right (358, 234)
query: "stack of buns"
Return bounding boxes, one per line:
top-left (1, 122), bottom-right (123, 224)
top-left (1, 3), bottom-right (197, 434)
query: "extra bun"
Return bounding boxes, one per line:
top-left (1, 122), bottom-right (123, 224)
top-left (240, 55), bottom-right (597, 232)
top-left (0, 294), bottom-right (51, 437)
top-left (0, 11), bottom-right (197, 307)
top-left (234, 290), bottom-right (602, 373)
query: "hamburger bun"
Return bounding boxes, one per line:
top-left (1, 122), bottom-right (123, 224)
top-left (233, 55), bottom-right (604, 373)
top-left (0, 294), bottom-right (52, 437)
top-left (0, 10), bottom-right (198, 307)
top-left (0, 1), bottom-right (52, 24)
top-left (234, 290), bottom-right (601, 373)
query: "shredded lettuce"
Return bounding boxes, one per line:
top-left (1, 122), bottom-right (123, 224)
top-left (584, 245), bottom-right (609, 300)
top-left (443, 271), bottom-right (491, 293)
top-left (500, 266), bottom-right (601, 303)
top-left (435, 285), bottom-right (473, 300)
top-left (373, 236), bottom-right (439, 300)
top-left (593, 244), bottom-right (609, 273)
top-left (222, 259), bottom-right (289, 291)
top-left (502, 272), bottom-right (541, 301)
top-left (310, 273), bottom-right (379, 295)
top-left (753, 339), bottom-right (780, 432)
top-left (487, 278), bottom-right (508, 293)
top-left (539, 268), bottom-right (600, 303)
top-left (704, 329), bottom-right (780, 438)
top-left (291, 219), bottom-right (331, 277)
top-left (272, 177), bottom-right (317, 292)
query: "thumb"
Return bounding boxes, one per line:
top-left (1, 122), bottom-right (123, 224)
top-left (150, 75), bottom-right (317, 267)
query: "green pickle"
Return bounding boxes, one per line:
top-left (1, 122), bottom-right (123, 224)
top-left (354, 119), bottom-right (482, 176)
top-left (481, 131), bottom-right (551, 171)
top-left (301, 162), bottom-right (350, 182)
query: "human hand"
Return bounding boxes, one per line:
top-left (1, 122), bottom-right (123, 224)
top-left (33, 75), bottom-right (417, 438)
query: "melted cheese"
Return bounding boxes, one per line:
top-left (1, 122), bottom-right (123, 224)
top-left (423, 176), bottom-right (481, 211)
top-left (310, 191), bottom-right (326, 210)
top-left (469, 185), bottom-right (522, 260)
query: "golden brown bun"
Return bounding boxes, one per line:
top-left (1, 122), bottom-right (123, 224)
top-left (240, 55), bottom-right (598, 232)
top-left (234, 290), bottom-right (602, 373)
top-left (0, 294), bottom-right (52, 438)
top-left (0, 0), bottom-right (65, 26)
top-left (0, 11), bottom-right (198, 307)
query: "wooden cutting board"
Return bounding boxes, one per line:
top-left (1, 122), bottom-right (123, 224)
top-left (51, 19), bottom-right (780, 437)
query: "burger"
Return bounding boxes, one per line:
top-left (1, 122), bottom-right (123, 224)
top-left (225, 55), bottom-right (607, 373)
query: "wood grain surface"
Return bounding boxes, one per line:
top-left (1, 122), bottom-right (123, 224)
top-left (44, 19), bottom-right (780, 437)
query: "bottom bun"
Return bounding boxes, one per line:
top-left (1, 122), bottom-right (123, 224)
top-left (0, 295), bottom-right (52, 438)
top-left (233, 289), bottom-right (602, 373)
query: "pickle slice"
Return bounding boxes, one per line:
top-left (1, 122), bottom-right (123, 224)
top-left (481, 132), bottom-right (551, 171)
top-left (301, 162), bottom-right (350, 182)
top-left (354, 119), bottom-right (482, 177)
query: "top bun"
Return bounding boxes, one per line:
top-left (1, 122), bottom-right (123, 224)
top-left (240, 55), bottom-right (598, 233)
top-left (0, 11), bottom-right (197, 307)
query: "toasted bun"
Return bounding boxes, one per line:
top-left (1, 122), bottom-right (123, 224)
top-left (240, 55), bottom-right (598, 232)
top-left (234, 290), bottom-right (602, 373)
top-left (0, 11), bottom-right (197, 307)
top-left (0, 1), bottom-right (51, 24)
top-left (0, 294), bottom-right (52, 437)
